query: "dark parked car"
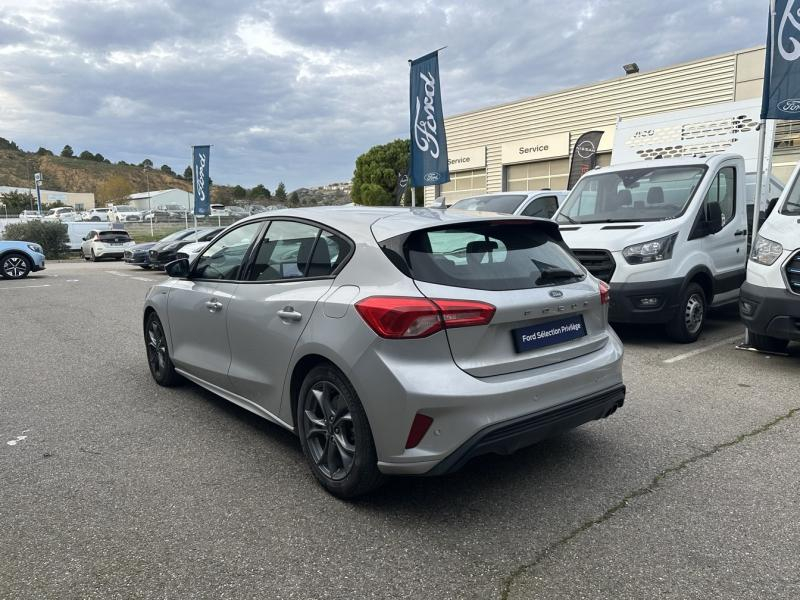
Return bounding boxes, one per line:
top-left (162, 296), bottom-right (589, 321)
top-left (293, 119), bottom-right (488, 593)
top-left (148, 227), bottom-right (224, 269)
top-left (124, 242), bottom-right (158, 268)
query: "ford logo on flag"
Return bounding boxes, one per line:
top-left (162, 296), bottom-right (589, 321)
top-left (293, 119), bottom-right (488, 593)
top-left (549, 290), bottom-right (564, 298)
top-left (778, 98), bottom-right (800, 112)
top-left (424, 172), bottom-right (440, 183)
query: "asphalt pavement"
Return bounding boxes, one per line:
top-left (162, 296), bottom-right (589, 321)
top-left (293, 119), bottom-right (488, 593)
top-left (1, 262), bottom-right (798, 599)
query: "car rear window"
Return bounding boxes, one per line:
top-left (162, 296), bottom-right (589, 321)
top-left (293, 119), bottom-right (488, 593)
top-left (382, 222), bottom-right (585, 291)
top-left (98, 231), bottom-right (131, 241)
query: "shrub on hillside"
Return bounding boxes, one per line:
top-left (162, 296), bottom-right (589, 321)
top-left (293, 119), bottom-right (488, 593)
top-left (3, 221), bottom-right (70, 258)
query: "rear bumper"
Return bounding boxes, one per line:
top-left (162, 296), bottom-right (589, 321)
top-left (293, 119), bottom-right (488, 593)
top-left (740, 281), bottom-right (800, 342)
top-left (125, 253), bottom-right (150, 265)
top-left (426, 384), bottom-right (625, 476)
top-left (608, 278), bottom-right (683, 324)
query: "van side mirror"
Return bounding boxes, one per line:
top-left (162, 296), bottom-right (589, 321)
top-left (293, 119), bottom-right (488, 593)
top-left (765, 197), bottom-right (779, 218)
top-left (706, 202), bottom-right (723, 234)
top-left (165, 258), bottom-right (190, 278)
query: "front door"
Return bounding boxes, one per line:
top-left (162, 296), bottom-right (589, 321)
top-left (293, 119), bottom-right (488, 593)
top-left (167, 220), bottom-right (264, 387)
top-left (226, 220), bottom-right (349, 416)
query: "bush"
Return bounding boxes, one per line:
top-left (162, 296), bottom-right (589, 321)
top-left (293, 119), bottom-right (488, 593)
top-left (3, 221), bottom-right (70, 258)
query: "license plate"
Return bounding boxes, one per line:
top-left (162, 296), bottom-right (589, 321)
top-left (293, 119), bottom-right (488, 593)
top-left (512, 315), bottom-right (587, 353)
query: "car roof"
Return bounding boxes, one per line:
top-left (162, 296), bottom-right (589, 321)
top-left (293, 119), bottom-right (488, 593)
top-left (235, 206), bottom-right (559, 243)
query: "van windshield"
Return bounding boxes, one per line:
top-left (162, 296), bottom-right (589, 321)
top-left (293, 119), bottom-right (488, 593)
top-left (779, 174), bottom-right (800, 216)
top-left (557, 166), bottom-right (706, 224)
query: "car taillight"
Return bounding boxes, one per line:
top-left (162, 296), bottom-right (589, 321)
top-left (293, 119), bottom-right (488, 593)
top-left (599, 281), bottom-right (610, 305)
top-left (354, 296), bottom-right (495, 339)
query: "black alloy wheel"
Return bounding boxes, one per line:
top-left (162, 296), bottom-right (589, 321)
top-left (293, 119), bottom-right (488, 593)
top-left (1, 253), bottom-right (31, 279)
top-left (144, 313), bottom-right (181, 386)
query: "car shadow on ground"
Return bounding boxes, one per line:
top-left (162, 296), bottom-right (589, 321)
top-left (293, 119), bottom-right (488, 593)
top-left (611, 304), bottom-right (742, 345)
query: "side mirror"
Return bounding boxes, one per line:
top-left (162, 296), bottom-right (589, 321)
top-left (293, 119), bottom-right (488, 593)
top-left (165, 258), bottom-right (190, 278)
top-left (706, 202), bottom-right (723, 234)
top-left (765, 197), bottom-right (779, 218)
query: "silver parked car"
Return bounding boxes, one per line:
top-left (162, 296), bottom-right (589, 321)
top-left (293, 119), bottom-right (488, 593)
top-left (143, 208), bottom-right (624, 498)
top-left (450, 190), bottom-right (568, 218)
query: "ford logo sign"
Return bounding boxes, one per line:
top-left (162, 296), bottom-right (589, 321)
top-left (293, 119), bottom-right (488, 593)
top-left (424, 172), bottom-right (440, 183)
top-left (549, 290), bottom-right (564, 298)
top-left (778, 99), bottom-right (800, 113)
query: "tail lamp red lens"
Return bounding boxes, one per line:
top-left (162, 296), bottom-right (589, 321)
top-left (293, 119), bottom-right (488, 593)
top-left (599, 281), bottom-right (610, 305)
top-left (354, 296), bottom-right (495, 339)
top-left (405, 413), bottom-right (434, 449)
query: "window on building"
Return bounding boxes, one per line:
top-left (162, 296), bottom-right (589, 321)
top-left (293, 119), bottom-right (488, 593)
top-left (505, 158), bottom-right (569, 192)
top-left (438, 169), bottom-right (486, 203)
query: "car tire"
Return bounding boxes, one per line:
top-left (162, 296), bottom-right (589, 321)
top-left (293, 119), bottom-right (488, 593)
top-left (144, 312), bottom-right (182, 386)
top-left (91, 217), bottom-right (100, 222)
top-left (747, 329), bottom-right (789, 353)
top-left (91, 249), bottom-right (98, 262)
top-left (297, 364), bottom-right (384, 499)
top-left (140, 265), bottom-right (152, 270)
top-left (80, 248), bottom-right (89, 261)
top-left (666, 282), bottom-right (706, 343)
top-left (1, 252), bottom-right (31, 279)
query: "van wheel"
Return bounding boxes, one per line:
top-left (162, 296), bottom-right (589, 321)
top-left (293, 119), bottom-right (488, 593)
top-left (666, 283), bottom-right (706, 343)
top-left (297, 364), bottom-right (384, 499)
top-left (747, 329), bottom-right (789, 353)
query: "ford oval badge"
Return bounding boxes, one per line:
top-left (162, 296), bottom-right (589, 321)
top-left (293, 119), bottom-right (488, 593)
top-left (549, 290), bottom-right (564, 298)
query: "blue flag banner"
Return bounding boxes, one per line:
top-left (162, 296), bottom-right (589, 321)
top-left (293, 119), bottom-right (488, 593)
top-left (762, 0), bottom-right (800, 119)
top-left (409, 51), bottom-right (450, 187)
top-left (192, 145), bottom-right (211, 216)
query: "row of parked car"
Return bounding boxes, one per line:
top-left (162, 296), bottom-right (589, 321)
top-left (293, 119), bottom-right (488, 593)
top-left (16, 203), bottom-right (281, 224)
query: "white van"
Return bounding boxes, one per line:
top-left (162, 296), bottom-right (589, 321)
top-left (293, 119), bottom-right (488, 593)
top-left (739, 162), bottom-right (800, 352)
top-left (554, 99), bottom-right (783, 342)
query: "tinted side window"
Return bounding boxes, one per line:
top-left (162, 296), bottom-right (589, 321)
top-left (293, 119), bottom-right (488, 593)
top-left (248, 221), bottom-right (320, 281)
top-left (193, 221), bottom-right (262, 280)
top-left (521, 196), bottom-right (559, 218)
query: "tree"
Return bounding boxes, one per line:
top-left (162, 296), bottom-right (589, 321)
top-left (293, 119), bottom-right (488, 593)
top-left (160, 164), bottom-right (175, 176)
top-left (275, 182), bottom-right (287, 203)
top-left (0, 137), bottom-right (20, 151)
top-left (288, 191), bottom-right (300, 207)
top-left (94, 152), bottom-right (105, 162)
top-left (78, 150), bottom-right (94, 160)
top-left (97, 175), bottom-right (134, 206)
top-left (60, 145), bottom-right (74, 158)
top-left (141, 158), bottom-right (153, 168)
top-left (351, 139), bottom-right (409, 205)
top-left (35, 147), bottom-right (53, 156)
top-left (232, 185), bottom-right (246, 199)
top-left (183, 166), bottom-right (192, 179)
top-left (250, 184), bottom-right (270, 199)
top-left (0, 190), bottom-right (35, 213)
top-left (117, 160), bottom-right (128, 166)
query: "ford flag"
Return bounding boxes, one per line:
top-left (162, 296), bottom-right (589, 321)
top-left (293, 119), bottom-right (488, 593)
top-left (192, 145), bottom-right (211, 216)
top-left (567, 131), bottom-right (604, 189)
top-left (762, 0), bottom-right (800, 119)
top-left (409, 51), bottom-right (450, 187)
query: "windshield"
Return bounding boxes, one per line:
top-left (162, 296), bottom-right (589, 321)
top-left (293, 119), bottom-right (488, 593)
top-left (451, 194), bottom-right (528, 214)
top-left (116, 206), bottom-right (136, 212)
top-left (557, 166), bottom-right (706, 224)
top-left (780, 173), bottom-right (800, 216)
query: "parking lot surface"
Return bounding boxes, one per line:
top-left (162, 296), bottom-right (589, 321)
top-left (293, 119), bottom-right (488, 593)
top-left (2, 262), bottom-right (799, 599)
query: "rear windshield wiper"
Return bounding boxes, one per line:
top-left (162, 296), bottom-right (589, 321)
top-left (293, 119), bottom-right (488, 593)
top-left (536, 268), bottom-right (582, 285)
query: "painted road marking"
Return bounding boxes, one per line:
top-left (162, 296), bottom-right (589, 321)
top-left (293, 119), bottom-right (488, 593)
top-left (131, 276), bottom-right (154, 282)
top-left (0, 284), bottom-right (51, 290)
top-left (105, 270), bottom-right (131, 277)
top-left (663, 335), bottom-right (743, 364)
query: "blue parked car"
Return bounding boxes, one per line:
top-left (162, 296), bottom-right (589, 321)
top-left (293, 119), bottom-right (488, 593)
top-left (0, 241), bottom-right (46, 279)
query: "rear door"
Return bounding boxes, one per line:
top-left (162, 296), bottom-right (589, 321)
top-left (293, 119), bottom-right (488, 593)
top-left (400, 222), bottom-right (608, 377)
top-left (225, 220), bottom-right (351, 415)
top-left (167, 220), bottom-right (263, 387)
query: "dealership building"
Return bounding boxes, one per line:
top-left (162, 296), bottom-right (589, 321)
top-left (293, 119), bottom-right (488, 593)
top-left (427, 46), bottom-right (797, 205)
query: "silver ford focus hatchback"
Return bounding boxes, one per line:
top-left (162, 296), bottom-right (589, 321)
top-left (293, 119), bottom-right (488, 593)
top-left (143, 208), bottom-right (625, 498)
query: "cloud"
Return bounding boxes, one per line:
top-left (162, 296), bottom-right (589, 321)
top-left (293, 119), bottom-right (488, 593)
top-left (0, 0), bottom-right (766, 190)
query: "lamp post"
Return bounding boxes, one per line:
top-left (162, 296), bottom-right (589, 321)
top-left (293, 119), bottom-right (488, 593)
top-left (144, 165), bottom-right (153, 236)
top-left (0, 201), bottom-right (7, 221)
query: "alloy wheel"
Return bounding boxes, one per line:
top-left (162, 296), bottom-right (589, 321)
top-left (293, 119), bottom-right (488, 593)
top-left (303, 381), bottom-right (356, 481)
top-left (3, 255), bottom-right (28, 278)
top-left (684, 293), bottom-right (704, 336)
top-left (146, 318), bottom-right (168, 377)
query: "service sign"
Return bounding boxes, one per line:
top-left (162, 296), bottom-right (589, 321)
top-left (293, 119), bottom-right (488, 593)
top-left (501, 133), bottom-right (570, 165)
top-left (447, 146), bottom-right (486, 172)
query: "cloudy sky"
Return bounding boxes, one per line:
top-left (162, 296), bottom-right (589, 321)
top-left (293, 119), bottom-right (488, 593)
top-left (0, 0), bottom-right (766, 190)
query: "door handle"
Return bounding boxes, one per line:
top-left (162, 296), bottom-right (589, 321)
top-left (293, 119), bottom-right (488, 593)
top-left (734, 229), bottom-right (747, 237)
top-left (205, 299), bottom-right (223, 312)
top-left (277, 306), bottom-right (303, 322)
